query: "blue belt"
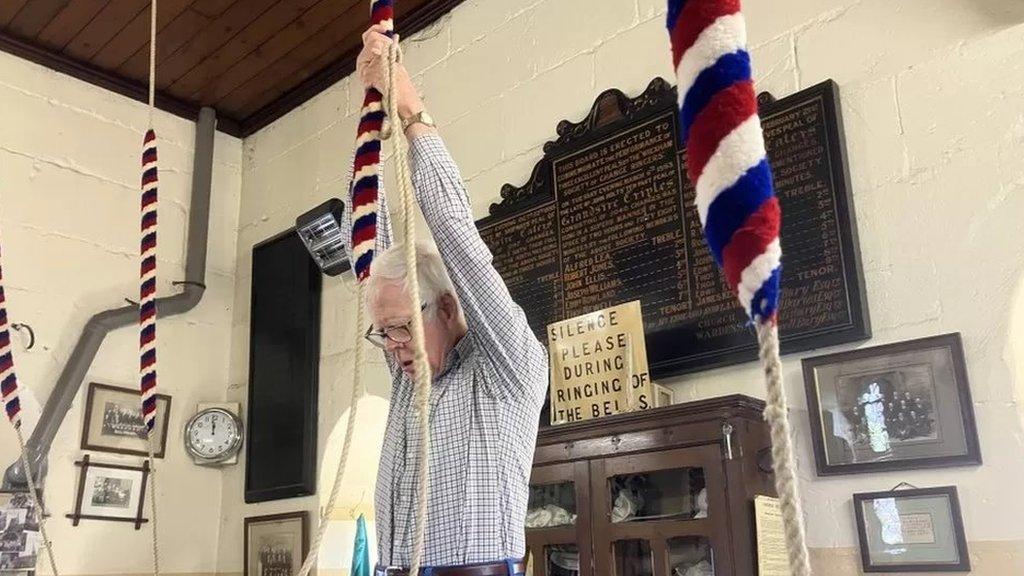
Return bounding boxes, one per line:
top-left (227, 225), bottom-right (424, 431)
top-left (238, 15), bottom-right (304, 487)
top-left (375, 558), bottom-right (526, 576)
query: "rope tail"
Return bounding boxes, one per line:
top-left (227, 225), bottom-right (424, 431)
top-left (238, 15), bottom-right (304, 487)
top-left (385, 37), bottom-right (433, 576)
top-left (757, 323), bottom-right (811, 574)
top-left (666, 0), bottom-right (811, 574)
top-left (296, 282), bottom-right (367, 576)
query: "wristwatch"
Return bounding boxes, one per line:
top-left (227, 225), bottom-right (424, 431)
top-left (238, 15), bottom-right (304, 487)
top-left (401, 109), bottom-right (436, 131)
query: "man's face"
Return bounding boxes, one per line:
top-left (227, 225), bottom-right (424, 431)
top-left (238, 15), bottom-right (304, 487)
top-left (368, 279), bottom-right (456, 378)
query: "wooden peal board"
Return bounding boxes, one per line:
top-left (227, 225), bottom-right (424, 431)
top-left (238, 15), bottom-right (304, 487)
top-left (476, 78), bottom-right (869, 380)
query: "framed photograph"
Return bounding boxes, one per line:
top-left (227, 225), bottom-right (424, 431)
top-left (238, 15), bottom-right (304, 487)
top-left (244, 512), bottom-right (309, 576)
top-left (854, 486), bottom-right (970, 572)
top-left (81, 382), bottom-right (172, 458)
top-left (66, 455), bottom-right (150, 529)
top-left (802, 333), bottom-right (981, 475)
top-left (0, 492), bottom-right (41, 572)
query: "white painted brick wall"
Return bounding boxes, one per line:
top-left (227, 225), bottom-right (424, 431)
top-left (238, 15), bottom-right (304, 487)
top-left (0, 50), bottom-right (242, 575)
top-left (401, 21), bottom-right (451, 77)
top-left (449, 0), bottom-right (541, 50)
top-left (421, 13), bottom-right (536, 123)
top-left (525, 0), bottom-right (638, 73)
top-left (232, 0), bottom-right (1024, 573)
top-left (500, 55), bottom-right (597, 160)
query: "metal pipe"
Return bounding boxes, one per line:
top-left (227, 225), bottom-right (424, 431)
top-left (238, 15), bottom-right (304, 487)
top-left (3, 107), bottom-right (218, 489)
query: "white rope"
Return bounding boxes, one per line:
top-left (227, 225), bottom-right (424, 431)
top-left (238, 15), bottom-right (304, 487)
top-left (147, 0), bottom-right (157, 125)
top-left (296, 282), bottom-right (368, 576)
top-left (297, 28), bottom-right (429, 576)
top-left (385, 36), bottom-right (433, 576)
top-left (15, 428), bottom-right (57, 576)
top-left (756, 322), bottom-right (811, 576)
top-left (296, 35), bottom-right (431, 576)
top-left (145, 436), bottom-right (160, 576)
top-left (297, 30), bottom-right (433, 576)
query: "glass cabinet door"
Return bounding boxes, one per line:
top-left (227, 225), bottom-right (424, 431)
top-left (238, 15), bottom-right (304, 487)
top-left (526, 461), bottom-right (593, 576)
top-left (590, 444), bottom-right (730, 576)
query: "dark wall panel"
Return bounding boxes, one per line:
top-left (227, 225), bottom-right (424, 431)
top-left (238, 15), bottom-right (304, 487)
top-left (245, 229), bottom-right (321, 503)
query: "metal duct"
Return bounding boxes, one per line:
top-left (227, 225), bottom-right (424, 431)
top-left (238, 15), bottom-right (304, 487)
top-left (3, 107), bottom-right (218, 489)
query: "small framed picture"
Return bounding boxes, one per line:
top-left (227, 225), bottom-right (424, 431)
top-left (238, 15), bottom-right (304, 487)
top-left (244, 512), bottom-right (309, 576)
top-left (802, 333), bottom-right (981, 475)
top-left (66, 455), bottom-right (150, 529)
top-left (854, 486), bottom-right (970, 572)
top-left (81, 382), bottom-right (172, 458)
top-left (0, 492), bottom-right (41, 572)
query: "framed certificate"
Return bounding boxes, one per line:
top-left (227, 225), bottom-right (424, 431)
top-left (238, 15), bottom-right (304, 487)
top-left (853, 486), bottom-right (970, 572)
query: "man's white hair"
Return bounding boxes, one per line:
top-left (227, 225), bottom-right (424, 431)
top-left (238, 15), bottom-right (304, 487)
top-left (366, 240), bottom-right (461, 319)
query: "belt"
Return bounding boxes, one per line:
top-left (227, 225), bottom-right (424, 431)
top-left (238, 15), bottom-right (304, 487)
top-left (375, 560), bottom-right (526, 576)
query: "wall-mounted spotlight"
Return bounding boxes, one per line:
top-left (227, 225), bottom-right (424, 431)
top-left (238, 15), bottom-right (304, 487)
top-left (295, 198), bottom-right (351, 276)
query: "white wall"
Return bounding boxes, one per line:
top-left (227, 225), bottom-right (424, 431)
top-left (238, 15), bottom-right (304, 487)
top-left (0, 49), bottom-right (242, 576)
top-left (229, 0), bottom-right (1024, 573)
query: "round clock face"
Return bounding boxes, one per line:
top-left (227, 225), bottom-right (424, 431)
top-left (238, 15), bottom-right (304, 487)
top-left (185, 408), bottom-right (242, 462)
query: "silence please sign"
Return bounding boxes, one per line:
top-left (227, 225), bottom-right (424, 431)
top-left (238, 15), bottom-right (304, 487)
top-left (547, 300), bottom-right (653, 424)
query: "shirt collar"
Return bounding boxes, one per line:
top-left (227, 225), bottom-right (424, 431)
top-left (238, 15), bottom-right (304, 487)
top-left (435, 330), bottom-right (475, 380)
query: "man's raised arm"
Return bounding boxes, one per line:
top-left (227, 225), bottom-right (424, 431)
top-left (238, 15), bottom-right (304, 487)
top-left (409, 134), bottom-right (546, 400)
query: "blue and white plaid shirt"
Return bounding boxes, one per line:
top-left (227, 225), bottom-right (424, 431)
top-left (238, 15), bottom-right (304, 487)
top-left (342, 134), bottom-right (548, 567)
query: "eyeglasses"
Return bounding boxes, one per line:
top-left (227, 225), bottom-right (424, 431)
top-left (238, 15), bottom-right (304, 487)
top-left (364, 303), bottom-right (430, 349)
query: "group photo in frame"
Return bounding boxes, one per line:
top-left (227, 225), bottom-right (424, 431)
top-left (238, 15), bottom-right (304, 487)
top-left (243, 512), bottom-right (308, 576)
top-left (802, 333), bottom-right (981, 476)
top-left (66, 455), bottom-right (150, 529)
top-left (81, 382), bottom-right (172, 458)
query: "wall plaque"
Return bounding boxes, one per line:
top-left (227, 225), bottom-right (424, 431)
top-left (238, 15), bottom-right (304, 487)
top-left (547, 300), bottom-right (653, 424)
top-left (477, 78), bottom-right (869, 378)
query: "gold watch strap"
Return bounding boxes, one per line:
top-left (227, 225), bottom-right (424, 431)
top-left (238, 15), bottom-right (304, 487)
top-left (401, 110), bottom-right (434, 131)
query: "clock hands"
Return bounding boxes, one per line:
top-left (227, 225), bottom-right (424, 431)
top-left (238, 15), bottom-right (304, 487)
top-left (186, 408), bottom-right (242, 464)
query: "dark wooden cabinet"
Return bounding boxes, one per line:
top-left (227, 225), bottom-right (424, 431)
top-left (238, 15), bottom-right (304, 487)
top-left (526, 395), bottom-right (776, 576)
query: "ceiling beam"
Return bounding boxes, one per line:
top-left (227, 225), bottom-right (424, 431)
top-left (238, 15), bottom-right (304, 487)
top-left (0, 0), bottom-right (465, 139)
top-left (236, 0), bottom-right (467, 137)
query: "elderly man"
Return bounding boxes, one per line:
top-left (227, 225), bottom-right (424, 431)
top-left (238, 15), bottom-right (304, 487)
top-left (340, 25), bottom-right (548, 576)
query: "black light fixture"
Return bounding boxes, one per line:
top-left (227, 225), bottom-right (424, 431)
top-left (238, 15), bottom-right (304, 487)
top-left (295, 198), bottom-right (350, 276)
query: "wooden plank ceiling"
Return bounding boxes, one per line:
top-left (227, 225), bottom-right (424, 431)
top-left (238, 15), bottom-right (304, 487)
top-left (0, 0), bottom-right (461, 136)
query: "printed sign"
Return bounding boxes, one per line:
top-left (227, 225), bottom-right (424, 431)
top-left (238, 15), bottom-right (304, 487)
top-left (547, 300), bottom-right (652, 424)
top-left (754, 495), bottom-right (792, 576)
top-left (898, 513), bottom-right (937, 544)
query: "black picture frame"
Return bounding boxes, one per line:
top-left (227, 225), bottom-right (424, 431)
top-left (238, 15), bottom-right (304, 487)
top-left (853, 486), bottom-right (970, 572)
top-left (80, 382), bottom-right (172, 459)
top-left (243, 511), bottom-right (309, 576)
top-left (65, 455), bottom-right (150, 530)
top-left (245, 228), bottom-right (321, 503)
top-left (802, 333), bottom-right (981, 476)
